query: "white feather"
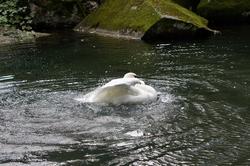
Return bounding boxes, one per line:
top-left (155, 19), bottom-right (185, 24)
top-left (85, 72), bottom-right (157, 104)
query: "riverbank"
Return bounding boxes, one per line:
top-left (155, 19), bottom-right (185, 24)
top-left (0, 27), bottom-right (50, 45)
top-left (0, 0), bottom-right (249, 43)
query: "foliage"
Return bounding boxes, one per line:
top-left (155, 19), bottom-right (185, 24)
top-left (0, 0), bottom-right (32, 30)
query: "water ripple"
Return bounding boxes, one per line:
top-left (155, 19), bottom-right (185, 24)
top-left (1, 28), bottom-right (250, 165)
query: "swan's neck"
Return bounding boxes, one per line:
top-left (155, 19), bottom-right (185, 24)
top-left (123, 73), bottom-right (136, 78)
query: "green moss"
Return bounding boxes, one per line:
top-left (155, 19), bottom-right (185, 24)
top-left (82, 0), bottom-right (160, 32)
top-left (76, 0), bottom-right (213, 39)
top-left (147, 0), bottom-right (208, 28)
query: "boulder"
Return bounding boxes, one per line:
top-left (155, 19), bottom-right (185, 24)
top-left (197, 0), bottom-right (250, 24)
top-left (75, 0), bottom-right (216, 41)
top-left (29, 0), bottom-right (100, 30)
top-left (0, 27), bottom-right (49, 45)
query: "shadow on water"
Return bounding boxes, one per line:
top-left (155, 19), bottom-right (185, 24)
top-left (0, 26), bottom-right (250, 165)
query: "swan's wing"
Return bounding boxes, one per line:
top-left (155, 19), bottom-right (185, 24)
top-left (103, 78), bottom-right (144, 88)
top-left (91, 81), bottom-right (140, 102)
top-left (89, 78), bottom-right (145, 103)
top-left (99, 83), bottom-right (138, 96)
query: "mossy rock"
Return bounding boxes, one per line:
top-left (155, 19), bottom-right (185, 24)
top-left (197, 0), bottom-right (250, 24)
top-left (75, 0), bottom-right (216, 41)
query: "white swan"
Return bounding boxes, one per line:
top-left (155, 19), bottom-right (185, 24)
top-left (85, 72), bottom-right (157, 104)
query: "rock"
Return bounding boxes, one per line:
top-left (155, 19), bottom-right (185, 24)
top-left (29, 0), bottom-right (100, 30)
top-left (0, 27), bottom-right (50, 45)
top-left (75, 0), bottom-right (216, 41)
top-left (197, 0), bottom-right (250, 24)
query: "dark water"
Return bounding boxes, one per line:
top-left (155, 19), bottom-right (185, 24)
top-left (0, 26), bottom-right (250, 165)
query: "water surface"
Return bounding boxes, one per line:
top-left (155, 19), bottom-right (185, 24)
top-left (0, 26), bottom-right (250, 165)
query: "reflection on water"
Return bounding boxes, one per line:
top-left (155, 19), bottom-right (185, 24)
top-left (0, 27), bottom-right (250, 165)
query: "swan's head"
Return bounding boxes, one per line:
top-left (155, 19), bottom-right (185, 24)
top-left (123, 72), bottom-right (137, 78)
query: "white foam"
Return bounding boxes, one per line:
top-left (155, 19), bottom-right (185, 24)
top-left (125, 130), bottom-right (144, 137)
